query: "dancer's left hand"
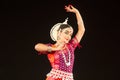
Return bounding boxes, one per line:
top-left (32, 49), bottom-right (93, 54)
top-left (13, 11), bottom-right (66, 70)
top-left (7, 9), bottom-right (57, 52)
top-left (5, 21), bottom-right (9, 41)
top-left (64, 4), bottom-right (79, 13)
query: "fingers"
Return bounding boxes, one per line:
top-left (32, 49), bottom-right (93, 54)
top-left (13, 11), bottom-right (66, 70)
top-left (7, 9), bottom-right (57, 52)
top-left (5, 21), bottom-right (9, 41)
top-left (64, 6), bottom-right (67, 10)
top-left (65, 4), bottom-right (78, 13)
top-left (68, 4), bottom-right (73, 8)
top-left (64, 5), bottom-right (71, 9)
top-left (64, 4), bottom-right (75, 10)
top-left (69, 5), bottom-right (74, 9)
top-left (64, 5), bottom-right (71, 12)
top-left (64, 6), bottom-right (70, 12)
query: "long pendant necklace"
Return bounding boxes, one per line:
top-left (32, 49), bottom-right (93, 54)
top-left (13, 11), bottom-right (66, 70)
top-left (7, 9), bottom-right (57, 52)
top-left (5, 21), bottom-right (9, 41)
top-left (61, 46), bottom-right (71, 66)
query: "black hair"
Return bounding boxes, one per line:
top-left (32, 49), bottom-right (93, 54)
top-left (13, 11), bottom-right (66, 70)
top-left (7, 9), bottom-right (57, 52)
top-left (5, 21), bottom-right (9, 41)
top-left (57, 24), bottom-right (72, 31)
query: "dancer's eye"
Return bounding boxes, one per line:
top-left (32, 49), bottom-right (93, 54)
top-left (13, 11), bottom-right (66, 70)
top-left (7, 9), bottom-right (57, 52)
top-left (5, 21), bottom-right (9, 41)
top-left (65, 31), bottom-right (69, 35)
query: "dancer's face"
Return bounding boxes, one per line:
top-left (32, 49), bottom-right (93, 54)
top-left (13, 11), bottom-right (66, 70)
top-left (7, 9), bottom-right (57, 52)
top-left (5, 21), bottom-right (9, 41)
top-left (58, 27), bottom-right (73, 43)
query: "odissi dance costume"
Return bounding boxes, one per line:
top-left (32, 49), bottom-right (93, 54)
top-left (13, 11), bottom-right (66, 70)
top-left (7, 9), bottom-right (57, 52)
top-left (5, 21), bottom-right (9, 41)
top-left (38, 18), bottom-right (81, 80)
top-left (46, 37), bottom-right (79, 80)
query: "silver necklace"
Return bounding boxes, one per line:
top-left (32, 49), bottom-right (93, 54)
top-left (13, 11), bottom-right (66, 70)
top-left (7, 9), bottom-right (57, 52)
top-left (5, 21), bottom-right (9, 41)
top-left (61, 47), bottom-right (71, 66)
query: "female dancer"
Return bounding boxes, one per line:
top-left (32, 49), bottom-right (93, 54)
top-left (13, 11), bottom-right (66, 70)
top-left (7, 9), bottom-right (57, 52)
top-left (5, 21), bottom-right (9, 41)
top-left (34, 4), bottom-right (85, 80)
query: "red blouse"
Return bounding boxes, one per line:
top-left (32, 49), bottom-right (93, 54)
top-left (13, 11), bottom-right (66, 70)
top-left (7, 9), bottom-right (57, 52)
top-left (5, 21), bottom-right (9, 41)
top-left (38, 36), bottom-right (81, 73)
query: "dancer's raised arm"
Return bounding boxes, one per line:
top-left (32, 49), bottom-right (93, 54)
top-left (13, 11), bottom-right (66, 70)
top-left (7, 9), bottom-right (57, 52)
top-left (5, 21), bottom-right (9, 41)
top-left (65, 5), bottom-right (85, 43)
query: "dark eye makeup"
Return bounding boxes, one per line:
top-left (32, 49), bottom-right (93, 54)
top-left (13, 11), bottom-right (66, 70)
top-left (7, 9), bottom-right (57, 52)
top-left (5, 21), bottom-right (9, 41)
top-left (65, 31), bottom-right (69, 34)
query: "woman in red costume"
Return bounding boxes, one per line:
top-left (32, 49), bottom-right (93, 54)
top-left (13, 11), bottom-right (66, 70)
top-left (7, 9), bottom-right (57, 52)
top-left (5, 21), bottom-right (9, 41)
top-left (34, 4), bottom-right (85, 80)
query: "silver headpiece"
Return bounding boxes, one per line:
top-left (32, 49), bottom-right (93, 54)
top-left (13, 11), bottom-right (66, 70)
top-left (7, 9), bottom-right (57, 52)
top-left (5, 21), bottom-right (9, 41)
top-left (50, 18), bottom-right (69, 41)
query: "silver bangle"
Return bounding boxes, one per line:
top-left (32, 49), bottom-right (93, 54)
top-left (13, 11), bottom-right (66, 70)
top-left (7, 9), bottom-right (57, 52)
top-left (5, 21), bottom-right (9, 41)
top-left (47, 46), bottom-right (52, 52)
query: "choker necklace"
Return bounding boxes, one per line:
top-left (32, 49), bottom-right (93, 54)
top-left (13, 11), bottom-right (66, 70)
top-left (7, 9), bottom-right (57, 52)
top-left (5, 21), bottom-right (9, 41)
top-left (61, 47), bottom-right (71, 66)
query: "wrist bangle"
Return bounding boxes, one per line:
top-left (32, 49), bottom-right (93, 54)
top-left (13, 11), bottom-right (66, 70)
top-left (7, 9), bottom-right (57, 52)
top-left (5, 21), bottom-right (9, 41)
top-left (47, 46), bottom-right (52, 52)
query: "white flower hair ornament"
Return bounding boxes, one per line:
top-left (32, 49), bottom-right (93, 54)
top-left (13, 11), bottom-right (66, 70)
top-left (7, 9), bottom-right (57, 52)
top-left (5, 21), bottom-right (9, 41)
top-left (50, 18), bottom-right (73, 41)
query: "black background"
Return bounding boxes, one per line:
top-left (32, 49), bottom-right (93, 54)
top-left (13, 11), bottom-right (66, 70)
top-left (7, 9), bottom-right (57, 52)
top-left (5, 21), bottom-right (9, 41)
top-left (0, 0), bottom-right (119, 80)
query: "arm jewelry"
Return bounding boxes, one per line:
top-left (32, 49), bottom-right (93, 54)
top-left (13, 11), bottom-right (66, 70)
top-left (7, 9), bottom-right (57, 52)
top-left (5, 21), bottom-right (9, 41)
top-left (47, 45), bottom-right (52, 52)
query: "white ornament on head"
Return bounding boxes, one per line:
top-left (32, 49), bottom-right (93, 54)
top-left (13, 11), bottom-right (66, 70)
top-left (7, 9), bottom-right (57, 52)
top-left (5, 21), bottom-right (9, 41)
top-left (50, 18), bottom-right (69, 41)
